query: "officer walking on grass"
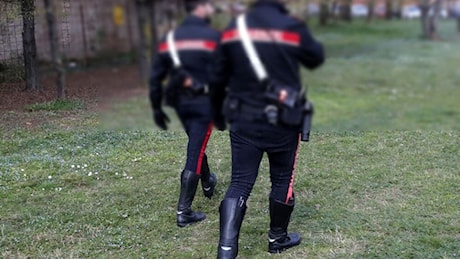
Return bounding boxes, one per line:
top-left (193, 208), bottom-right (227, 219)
top-left (149, 0), bottom-right (223, 227)
top-left (210, 0), bottom-right (325, 257)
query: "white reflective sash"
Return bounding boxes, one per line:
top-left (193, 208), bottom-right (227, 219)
top-left (166, 30), bottom-right (181, 68)
top-left (236, 14), bottom-right (268, 81)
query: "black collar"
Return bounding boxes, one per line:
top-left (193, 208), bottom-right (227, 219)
top-left (252, 0), bottom-right (289, 14)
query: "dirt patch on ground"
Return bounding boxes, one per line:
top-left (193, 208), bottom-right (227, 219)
top-left (0, 64), bottom-right (147, 112)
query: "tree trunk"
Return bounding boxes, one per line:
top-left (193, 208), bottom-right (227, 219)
top-left (135, 0), bottom-right (150, 84)
top-left (21, 0), bottom-right (41, 91)
top-left (78, 0), bottom-right (88, 66)
top-left (319, 0), bottom-right (329, 26)
top-left (340, 0), bottom-right (352, 22)
top-left (457, 17), bottom-right (460, 33)
top-left (44, 0), bottom-right (66, 99)
top-left (455, 2), bottom-right (460, 33)
top-left (385, 0), bottom-right (392, 20)
top-left (148, 0), bottom-right (158, 57)
top-left (394, 0), bottom-right (403, 19)
top-left (420, 1), bottom-right (430, 38)
top-left (175, 0), bottom-right (185, 22)
top-left (428, 0), bottom-right (442, 40)
top-left (330, 0), bottom-right (339, 22)
top-left (367, 0), bottom-right (375, 22)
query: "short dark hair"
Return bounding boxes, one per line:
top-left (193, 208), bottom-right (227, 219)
top-left (185, 0), bottom-right (209, 13)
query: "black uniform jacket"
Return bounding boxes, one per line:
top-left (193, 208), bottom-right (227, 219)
top-left (211, 0), bottom-right (325, 114)
top-left (149, 15), bottom-right (221, 110)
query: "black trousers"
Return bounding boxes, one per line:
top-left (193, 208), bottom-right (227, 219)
top-left (175, 95), bottom-right (213, 176)
top-left (224, 120), bottom-right (301, 203)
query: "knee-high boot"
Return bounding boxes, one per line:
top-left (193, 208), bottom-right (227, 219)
top-left (176, 170), bottom-right (206, 227)
top-left (268, 198), bottom-right (302, 253)
top-left (217, 197), bottom-right (247, 259)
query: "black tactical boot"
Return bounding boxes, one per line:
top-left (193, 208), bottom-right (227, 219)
top-left (201, 172), bottom-right (217, 199)
top-left (268, 198), bottom-right (302, 254)
top-left (217, 197), bottom-right (247, 259)
top-left (176, 170), bottom-right (206, 227)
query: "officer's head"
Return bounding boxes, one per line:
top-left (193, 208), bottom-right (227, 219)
top-left (185, 0), bottom-right (215, 18)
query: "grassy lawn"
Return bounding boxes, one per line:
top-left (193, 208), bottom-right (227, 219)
top-left (1, 20), bottom-right (459, 258)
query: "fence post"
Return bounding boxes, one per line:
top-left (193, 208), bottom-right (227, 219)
top-left (79, 0), bottom-right (88, 66)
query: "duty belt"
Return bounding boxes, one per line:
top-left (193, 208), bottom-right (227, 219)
top-left (238, 102), bottom-right (266, 122)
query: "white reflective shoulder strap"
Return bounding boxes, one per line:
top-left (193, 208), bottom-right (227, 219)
top-left (166, 30), bottom-right (181, 68)
top-left (236, 14), bottom-right (268, 81)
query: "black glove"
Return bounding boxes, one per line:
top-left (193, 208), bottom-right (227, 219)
top-left (153, 109), bottom-right (170, 130)
top-left (167, 68), bottom-right (188, 90)
top-left (213, 114), bottom-right (226, 131)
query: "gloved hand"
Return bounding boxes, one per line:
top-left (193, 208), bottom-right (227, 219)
top-left (213, 114), bottom-right (226, 131)
top-left (153, 109), bottom-right (170, 130)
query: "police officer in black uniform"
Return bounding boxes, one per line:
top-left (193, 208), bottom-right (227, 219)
top-left (149, 0), bottom-right (222, 227)
top-left (210, 0), bottom-right (325, 257)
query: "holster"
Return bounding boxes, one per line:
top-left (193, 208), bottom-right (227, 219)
top-left (264, 82), bottom-right (299, 109)
top-left (278, 97), bottom-right (305, 127)
top-left (300, 101), bottom-right (314, 142)
top-left (264, 82), bottom-right (305, 127)
top-left (265, 83), bottom-right (315, 141)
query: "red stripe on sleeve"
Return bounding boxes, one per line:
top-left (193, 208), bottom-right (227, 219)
top-left (203, 41), bottom-right (217, 51)
top-left (158, 42), bottom-right (168, 52)
top-left (222, 29), bottom-right (238, 42)
top-left (281, 32), bottom-right (300, 45)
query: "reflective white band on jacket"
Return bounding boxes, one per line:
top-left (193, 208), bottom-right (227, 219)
top-left (236, 14), bottom-right (268, 81)
top-left (167, 30), bottom-right (181, 68)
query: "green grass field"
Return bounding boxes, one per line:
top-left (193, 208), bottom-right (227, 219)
top-left (1, 20), bottom-right (459, 258)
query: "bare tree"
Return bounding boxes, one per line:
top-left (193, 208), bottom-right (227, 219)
top-left (319, 0), bottom-right (330, 26)
top-left (148, 0), bottom-right (158, 57)
top-left (458, 17), bottom-right (460, 33)
top-left (21, 0), bottom-right (41, 91)
top-left (455, 1), bottom-right (460, 32)
top-left (44, 0), bottom-right (66, 99)
top-left (420, 0), bottom-right (442, 40)
top-left (367, 0), bottom-right (376, 22)
top-left (420, 0), bottom-right (430, 37)
top-left (175, 0), bottom-right (185, 22)
top-left (134, 0), bottom-right (151, 84)
top-left (385, 0), bottom-right (393, 20)
top-left (395, 0), bottom-right (403, 18)
top-left (340, 0), bottom-right (352, 22)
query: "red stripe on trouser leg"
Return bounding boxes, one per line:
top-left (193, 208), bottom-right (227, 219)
top-left (285, 134), bottom-right (301, 204)
top-left (195, 123), bottom-right (213, 175)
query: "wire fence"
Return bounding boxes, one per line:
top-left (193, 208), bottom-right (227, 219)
top-left (0, 1), bottom-right (24, 82)
top-left (0, 0), bottom-right (144, 84)
top-left (33, 0), bottom-right (138, 67)
top-left (0, 0), bottom-right (228, 85)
